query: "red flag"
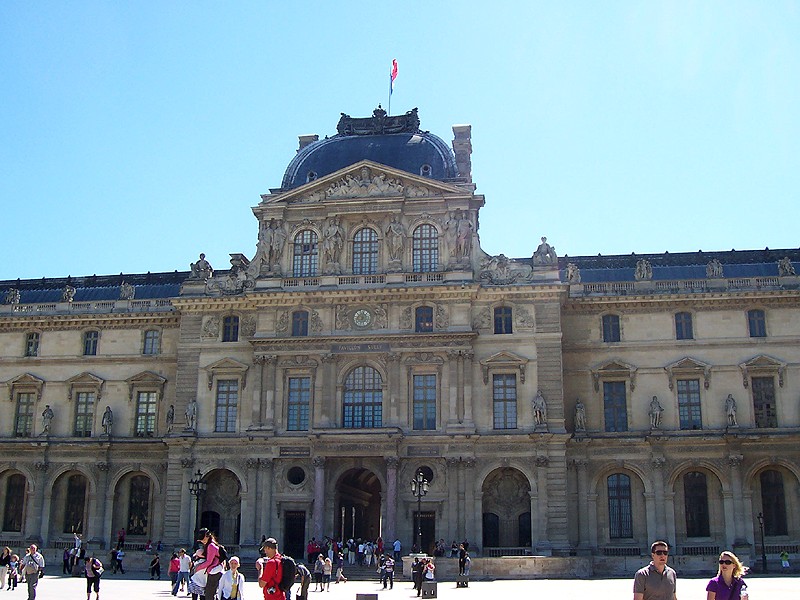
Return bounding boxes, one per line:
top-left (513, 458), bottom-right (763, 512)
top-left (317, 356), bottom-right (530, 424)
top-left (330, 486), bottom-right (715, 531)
top-left (390, 59), bottom-right (398, 93)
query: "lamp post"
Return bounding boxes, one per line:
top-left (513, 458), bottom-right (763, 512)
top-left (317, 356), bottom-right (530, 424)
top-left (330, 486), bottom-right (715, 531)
top-left (757, 512), bottom-right (767, 573)
top-left (188, 469), bottom-right (207, 539)
top-left (410, 470), bottom-right (429, 554)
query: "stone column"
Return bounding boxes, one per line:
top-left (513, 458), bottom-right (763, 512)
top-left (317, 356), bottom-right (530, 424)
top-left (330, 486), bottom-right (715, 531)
top-left (728, 454), bottom-right (746, 545)
top-left (446, 457), bottom-right (459, 540)
top-left (643, 491), bottom-right (657, 543)
top-left (535, 455), bottom-right (551, 553)
top-left (587, 492), bottom-right (599, 548)
top-left (465, 459), bottom-right (480, 552)
top-left (385, 457), bottom-right (399, 542)
top-left (320, 354), bottom-right (336, 427)
top-left (94, 461), bottom-right (111, 547)
top-left (651, 457), bottom-right (667, 538)
top-left (463, 351), bottom-right (474, 426)
top-left (387, 353), bottom-right (402, 426)
top-left (29, 461), bottom-right (49, 545)
top-left (262, 458), bottom-right (274, 537)
top-left (313, 456), bottom-right (326, 540)
top-left (251, 357), bottom-right (265, 428)
top-left (446, 351), bottom-right (459, 426)
top-left (573, 459), bottom-right (590, 549)
top-left (242, 458), bottom-right (260, 545)
top-left (261, 355), bottom-right (277, 429)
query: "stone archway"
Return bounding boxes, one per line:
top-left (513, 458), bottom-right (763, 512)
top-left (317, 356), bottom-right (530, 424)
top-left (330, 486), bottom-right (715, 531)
top-left (112, 472), bottom-right (153, 541)
top-left (481, 467), bottom-right (531, 548)
top-left (199, 469), bottom-right (242, 545)
top-left (49, 471), bottom-right (89, 540)
top-left (335, 468), bottom-right (382, 542)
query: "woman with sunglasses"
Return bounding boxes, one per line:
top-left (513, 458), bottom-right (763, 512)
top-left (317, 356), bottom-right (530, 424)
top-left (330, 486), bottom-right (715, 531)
top-left (706, 551), bottom-right (748, 600)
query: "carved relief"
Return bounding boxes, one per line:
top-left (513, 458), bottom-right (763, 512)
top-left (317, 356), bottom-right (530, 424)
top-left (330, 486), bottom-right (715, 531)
top-left (310, 310), bottom-right (324, 333)
top-left (326, 166), bottom-right (404, 198)
top-left (480, 253), bottom-right (533, 284)
top-left (516, 307), bottom-right (535, 329)
top-left (241, 315), bottom-right (257, 337)
top-left (435, 305), bottom-right (449, 330)
top-left (472, 307), bottom-right (491, 330)
top-left (202, 316), bottom-right (221, 339)
top-left (276, 311), bottom-right (289, 334)
top-left (400, 306), bottom-right (413, 330)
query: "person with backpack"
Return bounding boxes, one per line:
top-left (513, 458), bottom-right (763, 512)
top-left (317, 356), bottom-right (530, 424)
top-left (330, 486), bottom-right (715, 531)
top-left (83, 556), bottom-right (103, 600)
top-left (258, 538), bottom-right (286, 600)
top-left (191, 528), bottom-right (225, 600)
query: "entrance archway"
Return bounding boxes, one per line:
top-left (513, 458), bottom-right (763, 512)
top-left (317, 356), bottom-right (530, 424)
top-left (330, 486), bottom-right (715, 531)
top-left (335, 468), bottom-right (381, 541)
top-left (199, 469), bottom-right (241, 545)
top-left (481, 467), bottom-right (531, 548)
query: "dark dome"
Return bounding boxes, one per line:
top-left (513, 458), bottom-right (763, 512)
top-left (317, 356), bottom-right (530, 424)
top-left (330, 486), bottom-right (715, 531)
top-left (281, 108), bottom-right (459, 190)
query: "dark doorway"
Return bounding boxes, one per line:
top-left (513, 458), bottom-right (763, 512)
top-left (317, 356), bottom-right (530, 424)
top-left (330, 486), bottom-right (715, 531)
top-left (413, 511), bottom-right (436, 554)
top-left (335, 469), bottom-right (382, 541)
top-left (284, 511), bottom-right (306, 560)
top-left (201, 511), bottom-right (221, 537)
top-left (482, 513), bottom-right (499, 548)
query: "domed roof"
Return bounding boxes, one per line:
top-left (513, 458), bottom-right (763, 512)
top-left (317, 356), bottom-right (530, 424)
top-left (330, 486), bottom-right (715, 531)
top-left (281, 107), bottom-right (459, 190)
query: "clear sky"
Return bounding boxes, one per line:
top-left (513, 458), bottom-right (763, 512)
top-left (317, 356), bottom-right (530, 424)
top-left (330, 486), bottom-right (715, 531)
top-left (2, 1), bottom-right (798, 280)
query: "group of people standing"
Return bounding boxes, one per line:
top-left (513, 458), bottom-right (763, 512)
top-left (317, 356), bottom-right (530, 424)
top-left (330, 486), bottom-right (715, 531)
top-left (1, 545), bottom-right (45, 599)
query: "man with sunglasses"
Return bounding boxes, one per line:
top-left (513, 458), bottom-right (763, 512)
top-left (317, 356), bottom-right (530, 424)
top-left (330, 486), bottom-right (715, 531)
top-left (633, 541), bottom-right (677, 600)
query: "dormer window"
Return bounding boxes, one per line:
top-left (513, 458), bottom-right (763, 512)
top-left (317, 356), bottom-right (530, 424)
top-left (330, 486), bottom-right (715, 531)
top-left (420, 164), bottom-right (432, 177)
top-left (306, 171), bottom-right (317, 182)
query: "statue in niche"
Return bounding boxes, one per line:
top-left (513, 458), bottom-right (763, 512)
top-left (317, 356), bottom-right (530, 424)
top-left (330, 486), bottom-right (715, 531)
top-left (5, 288), bottom-right (20, 305)
top-left (533, 237), bottom-right (558, 266)
top-left (101, 406), bottom-right (113, 436)
top-left (635, 259), bottom-right (653, 281)
top-left (574, 398), bottom-right (586, 431)
top-left (62, 285), bottom-right (76, 303)
top-left (322, 217), bottom-right (345, 265)
top-left (778, 256), bottom-right (796, 276)
top-left (119, 281), bottom-right (135, 300)
top-left (532, 390), bottom-right (547, 426)
top-left (649, 395), bottom-right (664, 429)
top-left (41, 405), bottom-right (54, 434)
top-left (190, 253), bottom-right (213, 280)
top-left (385, 217), bottom-right (405, 262)
top-left (166, 404), bottom-right (175, 433)
top-left (706, 258), bottom-right (724, 278)
top-left (185, 399), bottom-right (198, 431)
top-left (565, 262), bottom-right (581, 283)
top-left (724, 394), bottom-right (738, 427)
top-left (454, 210), bottom-right (473, 259)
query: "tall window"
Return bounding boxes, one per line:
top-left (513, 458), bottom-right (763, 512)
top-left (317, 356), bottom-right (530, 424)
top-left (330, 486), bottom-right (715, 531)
top-left (412, 224), bottom-right (438, 273)
top-left (14, 392), bottom-right (35, 437)
top-left (25, 332), bottom-right (40, 357)
top-left (747, 309), bottom-right (766, 338)
top-left (215, 380), bottom-right (239, 432)
top-left (3, 473), bottom-right (26, 532)
top-left (675, 312), bottom-right (694, 340)
top-left (492, 374), bottom-right (517, 430)
top-left (684, 471), bottom-right (710, 537)
top-left (603, 381), bottom-right (628, 432)
top-left (135, 391), bottom-right (157, 437)
top-left (74, 391), bottom-right (95, 437)
top-left (293, 230), bottom-right (319, 277)
top-left (607, 474), bottom-right (632, 539)
top-left (494, 306), bottom-right (513, 334)
top-left (63, 474), bottom-right (86, 533)
top-left (352, 227), bottom-right (378, 275)
top-left (222, 316), bottom-right (239, 342)
top-left (287, 377), bottom-right (311, 431)
top-left (760, 470), bottom-right (788, 536)
top-left (83, 330), bottom-right (99, 355)
top-left (127, 475), bottom-right (150, 536)
top-left (677, 379), bottom-right (702, 430)
top-left (752, 376), bottom-right (777, 428)
top-left (413, 374), bottom-right (437, 430)
top-left (415, 306), bottom-right (433, 333)
top-left (292, 310), bottom-right (309, 336)
top-left (142, 329), bottom-right (160, 355)
top-left (343, 366), bottom-right (382, 428)
top-left (602, 315), bottom-right (621, 342)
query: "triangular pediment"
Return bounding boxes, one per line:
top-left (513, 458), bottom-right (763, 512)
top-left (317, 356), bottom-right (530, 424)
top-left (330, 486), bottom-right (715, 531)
top-left (125, 370), bottom-right (167, 386)
top-left (740, 354), bottom-right (785, 369)
top-left (665, 357), bottom-right (711, 372)
top-left (480, 351), bottom-right (529, 367)
top-left (595, 359), bottom-right (637, 373)
top-left (67, 372), bottom-right (105, 386)
top-left (264, 160), bottom-right (466, 205)
top-left (204, 358), bottom-right (249, 372)
top-left (591, 359), bottom-right (638, 391)
top-left (739, 354), bottom-right (787, 388)
top-left (8, 372), bottom-right (45, 387)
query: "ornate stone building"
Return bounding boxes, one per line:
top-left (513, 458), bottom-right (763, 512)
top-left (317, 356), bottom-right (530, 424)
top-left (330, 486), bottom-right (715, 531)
top-left (1, 107), bottom-right (798, 574)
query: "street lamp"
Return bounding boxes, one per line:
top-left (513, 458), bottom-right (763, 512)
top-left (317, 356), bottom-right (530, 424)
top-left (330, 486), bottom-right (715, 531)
top-left (188, 469), bottom-right (207, 539)
top-left (757, 512), bottom-right (767, 573)
top-left (410, 470), bottom-right (429, 554)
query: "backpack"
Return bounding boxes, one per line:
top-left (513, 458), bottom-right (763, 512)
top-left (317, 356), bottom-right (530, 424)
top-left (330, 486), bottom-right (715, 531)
top-left (216, 545), bottom-right (229, 568)
top-left (278, 555), bottom-right (297, 592)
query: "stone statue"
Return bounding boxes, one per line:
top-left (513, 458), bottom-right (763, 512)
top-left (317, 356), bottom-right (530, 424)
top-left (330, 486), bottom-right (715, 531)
top-left (565, 262), bottom-right (581, 284)
top-left (166, 404), bottom-right (175, 433)
top-left (574, 399), bottom-right (586, 431)
top-left (649, 395), bottom-right (664, 429)
top-left (533, 237), bottom-right (557, 266)
top-left (635, 259), bottom-right (653, 281)
top-left (532, 390), bottom-right (547, 426)
top-left (270, 219), bottom-right (287, 264)
top-left (185, 399), bottom-right (198, 431)
top-left (778, 256), bottom-right (796, 277)
top-left (706, 258), bottom-right (724, 278)
top-left (41, 405), bottom-right (54, 434)
top-left (385, 217), bottom-right (405, 262)
top-left (322, 217), bottom-right (345, 265)
top-left (101, 406), bottom-right (113, 435)
top-left (119, 281), bottom-right (135, 300)
top-left (454, 210), bottom-right (473, 259)
top-left (724, 394), bottom-right (738, 427)
top-left (190, 253), bottom-right (213, 280)
top-left (4, 288), bottom-right (20, 305)
top-left (62, 285), bottom-right (76, 303)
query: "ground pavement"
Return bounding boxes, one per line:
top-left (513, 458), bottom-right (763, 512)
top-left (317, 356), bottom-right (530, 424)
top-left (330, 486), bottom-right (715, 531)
top-left (14, 571), bottom-right (798, 600)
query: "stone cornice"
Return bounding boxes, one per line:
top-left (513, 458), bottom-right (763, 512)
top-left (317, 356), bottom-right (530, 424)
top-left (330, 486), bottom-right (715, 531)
top-left (564, 290), bottom-right (800, 313)
top-left (0, 313), bottom-right (179, 332)
top-left (252, 332), bottom-right (476, 352)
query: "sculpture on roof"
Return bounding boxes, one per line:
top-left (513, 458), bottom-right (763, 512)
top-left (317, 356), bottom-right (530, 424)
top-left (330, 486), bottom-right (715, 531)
top-left (190, 253), bottom-right (213, 280)
top-left (706, 258), bottom-right (724, 278)
top-left (778, 256), bottom-right (796, 277)
top-left (250, 218), bottom-right (288, 277)
top-left (119, 281), bottom-right (135, 300)
top-left (532, 237), bottom-right (558, 266)
top-left (336, 106), bottom-right (420, 136)
top-left (4, 288), bottom-right (20, 305)
top-left (479, 253), bottom-right (533, 284)
top-left (62, 285), bottom-right (76, 303)
top-left (445, 209), bottom-right (473, 262)
top-left (565, 263), bottom-right (581, 284)
top-left (634, 259), bottom-right (653, 281)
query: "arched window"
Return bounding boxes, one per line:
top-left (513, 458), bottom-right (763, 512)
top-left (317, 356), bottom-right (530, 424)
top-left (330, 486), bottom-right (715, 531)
top-left (684, 471), bottom-right (710, 537)
top-left (3, 473), bottom-right (26, 532)
top-left (761, 470), bottom-right (788, 535)
top-left (343, 366), bottom-right (382, 428)
top-left (415, 306), bottom-right (434, 333)
top-left (293, 230), bottom-right (319, 277)
top-left (412, 225), bottom-right (438, 273)
top-left (607, 473), bottom-right (632, 539)
top-left (63, 474), bottom-right (87, 533)
top-left (352, 228), bottom-right (378, 275)
top-left (127, 475), bottom-right (151, 536)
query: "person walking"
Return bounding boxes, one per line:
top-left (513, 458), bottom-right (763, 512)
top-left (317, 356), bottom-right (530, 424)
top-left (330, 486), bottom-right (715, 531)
top-left (780, 549), bottom-right (790, 571)
top-left (334, 553), bottom-right (346, 584)
top-left (633, 541), bottom-right (677, 600)
top-left (706, 551), bottom-right (748, 600)
top-left (322, 558), bottom-right (332, 592)
top-left (7, 554), bottom-right (19, 590)
top-left (19, 545), bottom-right (45, 600)
top-left (381, 555), bottom-right (394, 590)
top-left (115, 549), bottom-right (126, 574)
top-left (216, 556), bottom-right (245, 600)
top-left (258, 537), bottom-right (285, 600)
top-left (168, 553), bottom-right (180, 592)
top-left (173, 549), bottom-right (192, 596)
top-left (192, 529), bottom-right (224, 600)
top-left (0, 547), bottom-right (11, 590)
top-left (83, 556), bottom-right (103, 600)
top-left (150, 554), bottom-right (161, 580)
top-left (312, 555), bottom-right (324, 592)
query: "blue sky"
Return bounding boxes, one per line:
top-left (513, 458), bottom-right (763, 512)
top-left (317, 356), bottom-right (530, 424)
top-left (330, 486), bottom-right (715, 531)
top-left (2, 1), bottom-right (798, 280)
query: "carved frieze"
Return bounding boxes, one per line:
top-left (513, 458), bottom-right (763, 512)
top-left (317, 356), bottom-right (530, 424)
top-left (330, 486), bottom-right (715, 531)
top-left (202, 316), bottom-right (220, 339)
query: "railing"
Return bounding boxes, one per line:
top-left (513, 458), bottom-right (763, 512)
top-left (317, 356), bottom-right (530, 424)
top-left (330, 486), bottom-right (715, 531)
top-left (4, 299), bottom-right (174, 316)
top-left (602, 546), bottom-right (642, 556)
top-left (483, 547), bottom-right (532, 557)
top-left (404, 272), bottom-right (445, 283)
top-left (758, 544), bottom-right (799, 554)
top-left (283, 277), bottom-right (321, 287)
top-left (680, 545), bottom-right (720, 556)
top-left (337, 275), bottom-right (387, 286)
top-left (577, 275), bottom-right (791, 297)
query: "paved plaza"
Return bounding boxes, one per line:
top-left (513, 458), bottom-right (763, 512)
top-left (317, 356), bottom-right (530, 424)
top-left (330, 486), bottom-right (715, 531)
top-left (14, 572), bottom-right (798, 600)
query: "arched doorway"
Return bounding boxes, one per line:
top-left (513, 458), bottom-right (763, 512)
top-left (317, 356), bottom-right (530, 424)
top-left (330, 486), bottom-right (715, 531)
top-left (112, 472), bottom-right (154, 541)
top-left (335, 468), bottom-right (381, 542)
top-left (482, 467), bottom-right (531, 548)
top-left (49, 471), bottom-right (89, 540)
top-left (199, 469), bottom-right (241, 545)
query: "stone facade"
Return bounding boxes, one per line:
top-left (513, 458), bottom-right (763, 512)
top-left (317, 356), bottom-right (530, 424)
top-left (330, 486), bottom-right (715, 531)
top-left (0, 111), bottom-right (798, 574)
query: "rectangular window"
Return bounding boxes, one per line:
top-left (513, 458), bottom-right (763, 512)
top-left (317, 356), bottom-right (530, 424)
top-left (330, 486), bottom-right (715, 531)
top-left (677, 379), bottom-right (702, 430)
top-left (222, 316), bottom-right (239, 342)
top-left (14, 392), bottom-right (35, 437)
top-left (215, 380), bottom-right (238, 432)
top-left (494, 306), bottom-right (513, 334)
top-left (747, 309), bottom-right (766, 338)
top-left (675, 312), bottom-right (694, 340)
top-left (142, 330), bottom-right (160, 355)
top-left (413, 374), bottom-right (437, 430)
top-left (602, 315), bottom-right (620, 342)
top-left (74, 391), bottom-right (95, 437)
top-left (291, 311), bottom-right (309, 337)
top-left (415, 306), bottom-right (434, 333)
top-left (135, 391), bottom-right (158, 437)
top-left (25, 332), bottom-right (40, 357)
top-left (286, 377), bottom-right (311, 431)
top-left (752, 376), bottom-right (777, 427)
top-left (607, 474), bottom-right (633, 539)
top-left (603, 381), bottom-right (628, 432)
top-left (492, 374), bottom-right (517, 430)
top-left (83, 330), bottom-right (99, 355)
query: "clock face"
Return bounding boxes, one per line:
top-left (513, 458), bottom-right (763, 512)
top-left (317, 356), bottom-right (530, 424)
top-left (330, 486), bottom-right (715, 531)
top-left (353, 309), bottom-right (372, 328)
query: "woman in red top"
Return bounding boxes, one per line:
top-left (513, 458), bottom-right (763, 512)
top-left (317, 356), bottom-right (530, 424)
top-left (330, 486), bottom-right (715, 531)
top-left (168, 553), bottom-right (181, 592)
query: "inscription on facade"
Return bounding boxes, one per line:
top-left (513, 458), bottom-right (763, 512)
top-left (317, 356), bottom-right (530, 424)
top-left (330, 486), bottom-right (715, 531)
top-left (407, 446), bottom-right (441, 457)
top-left (331, 343), bottom-right (390, 353)
top-left (279, 446), bottom-right (311, 457)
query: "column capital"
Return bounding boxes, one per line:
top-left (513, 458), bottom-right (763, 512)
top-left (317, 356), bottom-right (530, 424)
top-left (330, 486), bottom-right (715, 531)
top-left (385, 456), bottom-right (400, 468)
top-left (728, 454), bottom-right (744, 467)
top-left (312, 456), bottom-right (326, 468)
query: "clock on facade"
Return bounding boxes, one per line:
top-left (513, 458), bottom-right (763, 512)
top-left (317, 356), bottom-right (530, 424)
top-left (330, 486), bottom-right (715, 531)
top-left (353, 309), bottom-right (372, 328)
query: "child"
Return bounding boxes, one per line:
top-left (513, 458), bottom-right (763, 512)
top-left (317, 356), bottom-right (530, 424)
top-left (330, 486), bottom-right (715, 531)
top-left (7, 554), bottom-right (19, 590)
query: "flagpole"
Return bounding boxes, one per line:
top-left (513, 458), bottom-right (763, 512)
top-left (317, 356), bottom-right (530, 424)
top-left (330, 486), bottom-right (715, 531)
top-left (388, 68), bottom-right (392, 116)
